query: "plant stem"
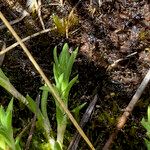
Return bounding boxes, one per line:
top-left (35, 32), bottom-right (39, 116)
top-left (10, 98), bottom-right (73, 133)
top-left (41, 88), bottom-right (53, 136)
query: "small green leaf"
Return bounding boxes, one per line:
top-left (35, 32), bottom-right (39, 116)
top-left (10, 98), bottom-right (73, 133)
top-left (72, 102), bottom-right (87, 122)
top-left (5, 99), bottom-right (13, 129)
top-left (0, 69), bottom-right (9, 81)
top-left (53, 64), bottom-right (59, 85)
top-left (26, 95), bottom-right (44, 130)
top-left (41, 85), bottom-right (51, 130)
top-left (63, 75), bottom-right (78, 100)
top-left (54, 141), bottom-right (62, 150)
top-left (40, 86), bottom-right (50, 91)
top-left (26, 95), bottom-right (37, 114)
top-left (0, 127), bottom-right (14, 149)
top-left (0, 106), bottom-right (6, 127)
top-left (66, 47), bottom-right (78, 82)
top-left (59, 43), bottom-right (69, 69)
top-left (57, 73), bottom-right (64, 91)
top-left (54, 46), bottom-right (59, 66)
top-left (0, 105), bottom-right (15, 150)
top-left (15, 136), bottom-right (21, 150)
top-left (62, 43), bottom-right (70, 63)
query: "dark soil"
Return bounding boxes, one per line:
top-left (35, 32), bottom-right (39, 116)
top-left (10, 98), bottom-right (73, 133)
top-left (0, 0), bottom-right (150, 149)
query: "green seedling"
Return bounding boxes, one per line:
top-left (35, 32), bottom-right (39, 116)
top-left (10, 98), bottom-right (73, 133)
top-left (0, 99), bottom-right (21, 150)
top-left (141, 106), bottom-right (150, 150)
top-left (0, 43), bottom-right (79, 149)
top-left (53, 9), bottom-right (78, 38)
top-left (53, 43), bottom-right (78, 146)
top-left (0, 69), bottom-right (55, 148)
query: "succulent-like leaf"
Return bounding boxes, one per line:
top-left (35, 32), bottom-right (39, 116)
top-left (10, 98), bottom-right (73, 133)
top-left (0, 101), bottom-right (15, 150)
top-left (41, 85), bottom-right (51, 131)
top-left (39, 85), bottom-right (50, 91)
top-left (52, 43), bottom-right (78, 145)
top-left (53, 15), bottom-right (66, 35)
top-left (57, 73), bottom-right (64, 92)
top-left (15, 136), bottom-right (21, 150)
top-left (0, 135), bottom-right (7, 150)
top-left (0, 106), bottom-right (6, 127)
top-left (5, 99), bottom-right (13, 130)
top-left (26, 95), bottom-right (48, 135)
top-left (72, 102), bottom-right (87, 122)
top-left (41, 87), bottom-right (49, 118)
top-left (54, 141), bottom-right (62, 150)
top-left (62, 43), bottom-right (70, 64)
top-left (26, 95), bottom-right (44, 124)
top-left (63, 75), bottom-right (78, 101)
top-left (26, 95), bottom-right (37, 114)
top-left (0, 69), bottom-right (9, 81)
top-left (59, 43), bottom-right (69, 69)
top-left (65, 47), bottom-right (78, 82)
top-left (53, 46), bottom-right (59, 66)
top-left (53, 64), bottom-right (59, 85)
top-left (0, 126), bottom-right (14, 149)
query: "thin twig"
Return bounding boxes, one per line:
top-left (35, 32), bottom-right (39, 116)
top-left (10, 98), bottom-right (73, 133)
top-left (15, 122), bottom-right (31, 143)
top-left (68, 95), bottom-right (98, 150)
top-left (107, 52), bottom-right (138, 71)
top-left (103, 68), bottom-right (150, 150)
top-left (38, 0), bottom-right (45, 30)
top-left (0, 40), bottom-right (6, 66)
top-left (0, 14), bottom-right (27, 30)
top-left (0, 0), bottom-right (29, 30)
top-left (0, 12), bottom-right (95, 150)
top-left (0, 28), bottom-right (55, 56)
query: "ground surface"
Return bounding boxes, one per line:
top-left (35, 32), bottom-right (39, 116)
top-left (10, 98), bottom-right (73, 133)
top-left (0, 0), bottom-right (150, 149)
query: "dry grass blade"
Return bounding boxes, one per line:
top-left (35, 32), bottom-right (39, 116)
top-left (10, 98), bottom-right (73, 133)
top-left (103, 68), bottom-right (150, 150)
top-left (0, 11), bottom-right (95, 150)
top-left (0, 40), bottom-right (6, 66)
top-left (107, 52), bottom-right (138, 71)
top-left (68, 94), bottom-right (98, 150)
top-left (0, 15), bottom-right (27, 30)
top-left (0, 28), bottom-right (55, 56)
top-left (37, 0), bottom-right (45, 30)
top-left (1, 0), bottom-right (29, 16)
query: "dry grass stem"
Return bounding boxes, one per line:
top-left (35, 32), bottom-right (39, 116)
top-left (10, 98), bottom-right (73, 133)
top-left (38, 0), bottom-right (45, 30)
top-left (103, 68), bottom-right (150, 150)
top-left (0, 28), bottom-right (55, 56)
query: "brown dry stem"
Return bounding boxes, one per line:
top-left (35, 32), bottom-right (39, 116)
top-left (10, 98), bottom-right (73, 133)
top-left (0, 28), bottom-right (55, 56)
top-left (103, 67), bottom-right (150, 150)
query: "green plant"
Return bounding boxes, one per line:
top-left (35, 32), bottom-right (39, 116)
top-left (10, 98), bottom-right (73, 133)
top-left (53, 43), bottom-right (78, 146)
top-left (0, 43), bottom-right (79, 149)
top-left (41, 43), bottom-right (78, 148)
top-left (52, 10), bottom-right (78, 38)
top-left (141, 106), bottom-right (150, 149)
top-left (0, 99), bottom-right (21, 150)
